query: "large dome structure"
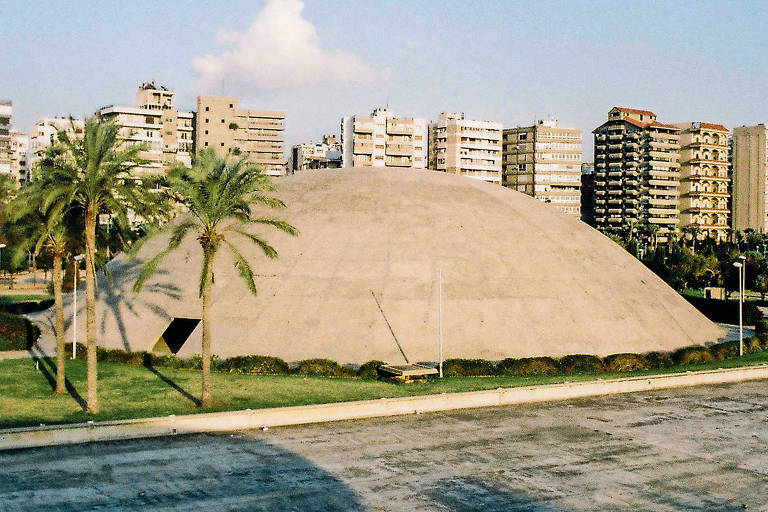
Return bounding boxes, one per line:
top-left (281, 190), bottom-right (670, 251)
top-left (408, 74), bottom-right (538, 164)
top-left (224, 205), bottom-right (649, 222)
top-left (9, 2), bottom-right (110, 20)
top-left (49, 167), bottom-right (721, 364)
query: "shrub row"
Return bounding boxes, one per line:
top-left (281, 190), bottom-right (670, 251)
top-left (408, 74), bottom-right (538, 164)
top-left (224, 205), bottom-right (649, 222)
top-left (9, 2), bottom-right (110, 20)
top-left (62, 344), bottom-right (379, 378)
top-left (439, 337), bottom-right (768, 377)
top-left (0, 310), bottom-right (40, 351)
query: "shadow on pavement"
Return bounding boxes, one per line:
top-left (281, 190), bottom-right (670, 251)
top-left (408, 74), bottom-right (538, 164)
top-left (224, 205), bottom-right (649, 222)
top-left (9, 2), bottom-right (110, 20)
top-left (0, 434), bottom-right (367, 512)
top-left (426, 477), bottom-right (569, 512)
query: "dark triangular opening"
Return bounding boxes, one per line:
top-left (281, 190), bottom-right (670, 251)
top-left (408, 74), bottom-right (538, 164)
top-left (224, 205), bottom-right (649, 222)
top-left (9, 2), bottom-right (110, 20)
top-left (153, 317), bottom-right (201, 354)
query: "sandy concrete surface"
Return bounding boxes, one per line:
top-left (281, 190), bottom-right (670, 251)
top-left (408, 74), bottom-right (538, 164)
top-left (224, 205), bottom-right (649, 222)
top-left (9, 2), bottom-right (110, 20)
top-left (2, 381), bottom-right (768, 511)
top-left (35, 167), bottom-right (721, 363)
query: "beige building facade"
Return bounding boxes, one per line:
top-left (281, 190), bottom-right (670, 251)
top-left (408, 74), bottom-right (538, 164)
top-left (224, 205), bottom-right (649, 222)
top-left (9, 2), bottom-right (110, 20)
top-left (195, 96), bottom-right (286, 177)
top-left (503, 118), bottom-right (582, 216)
top-left (675, 122), bottom-right (730, 242)
top-left (341, 108), bottom-right (427, 168)
top-left (0, 101), bottom-right (12, 178)
top-left (28, 117), bottom-right (84, 174)
top-left (732, 124), bottom-right (768, 232)
top-left (593, 107), bottom-right (681, 240)
top-left (97, 82), bottom-right (193, 175)
top-left (429, 112), bottom-right (502, 185)
top-left (9, 131), bottom-right (29, 184)
top-left (291, 134), bottom-right (341, 172)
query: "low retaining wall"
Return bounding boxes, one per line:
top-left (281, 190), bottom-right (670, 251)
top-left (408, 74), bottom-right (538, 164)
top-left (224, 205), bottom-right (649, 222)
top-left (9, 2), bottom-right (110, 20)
top-left (3, 364), bottom-right (768, 451)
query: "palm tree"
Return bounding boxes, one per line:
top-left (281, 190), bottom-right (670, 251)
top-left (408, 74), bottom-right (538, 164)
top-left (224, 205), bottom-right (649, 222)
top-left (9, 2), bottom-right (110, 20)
top-left (36, 117), bottom-right (162, 413)
top-left (10, 165), bottom-right (84, 394)
top-left (133, 149), bottom-right (297, 406)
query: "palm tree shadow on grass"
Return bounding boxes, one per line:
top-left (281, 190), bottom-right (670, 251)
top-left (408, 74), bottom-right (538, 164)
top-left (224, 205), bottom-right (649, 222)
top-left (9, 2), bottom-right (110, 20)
top-left (31, 354), bottom-right (87, 411)
top-left (142, 363), bottom-right (200, 407)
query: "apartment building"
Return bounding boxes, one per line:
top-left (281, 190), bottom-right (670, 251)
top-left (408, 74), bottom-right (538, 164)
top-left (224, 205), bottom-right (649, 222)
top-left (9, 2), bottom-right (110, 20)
top-left (290, 134), bottom-right (342, 172)
top-left (28, 117), bottom-right (84, 173)
top-left (428, 112), bottom-right (502, 184)
top-left (96, 81), bottom-right (193, 175)
top-left (580, 163), bottom-right (595, 224)
top-left (592, 107), bottom-right (681, 240)
top-left (195, 96), bottom-right (286, 176)
top-left (9, 131), bottom-right (29, 184)
top-left (0, 101), bottom-right (11, 177)
top-left (674, 122), bottom-right (730, 242)
top-left (341, 107), bottom-right (427, 168)
top-left (732, 124), bottom-right (768, 232)
top-left (503, 118), bottom-right (582, 216)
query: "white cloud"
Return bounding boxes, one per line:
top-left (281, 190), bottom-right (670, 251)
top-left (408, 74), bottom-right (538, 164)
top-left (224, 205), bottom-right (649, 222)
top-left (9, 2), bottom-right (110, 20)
top-left (192, 0), bottom-right (387, 91)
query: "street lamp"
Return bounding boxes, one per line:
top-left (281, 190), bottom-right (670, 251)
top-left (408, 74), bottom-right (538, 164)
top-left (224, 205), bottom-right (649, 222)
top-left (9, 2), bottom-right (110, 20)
top-left (72, 254), bottom-right (84, 359)
top-left (733, 261), bottom-right (744, 357)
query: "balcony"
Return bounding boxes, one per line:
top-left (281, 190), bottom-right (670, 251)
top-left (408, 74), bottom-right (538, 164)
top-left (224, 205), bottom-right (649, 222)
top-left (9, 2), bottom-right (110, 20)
top-left (387, 122), bottom-right (414, 135)
top-left (353, 141), bottom-right (374, 154)
top-left (354, 121), bottom-right (374, 133)
top-left (386, 143), bottom-right (414, 156)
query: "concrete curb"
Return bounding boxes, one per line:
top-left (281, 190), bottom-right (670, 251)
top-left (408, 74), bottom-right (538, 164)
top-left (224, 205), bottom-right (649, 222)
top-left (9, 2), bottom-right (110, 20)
top-left (2, 364), bottom-right (768, 451)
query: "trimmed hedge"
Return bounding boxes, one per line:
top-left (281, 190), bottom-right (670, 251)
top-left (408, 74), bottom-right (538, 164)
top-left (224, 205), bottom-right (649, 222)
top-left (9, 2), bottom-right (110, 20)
top-left (673, 346), bottom-right (715, 365)
top-left (709, 340), bottom-right (739, 361)
top-left (643, 351), bottom-right (674, 369)
top-left (293, 358), bottom-right (345, 377)
top-left (603, 353), bottom-right (649, 372)
top-left (442, 358), bottom-right (498, 377)
top-left (217, 355), bottom-right (290, 375)
top-left (499, 357), bottom-right (560, 376)
top-left (0, 311), bottom-right (40, 351)
top-left (559, 354), bottom-right (604, 374)
top-left (357, 360), bottom-right (386, 379)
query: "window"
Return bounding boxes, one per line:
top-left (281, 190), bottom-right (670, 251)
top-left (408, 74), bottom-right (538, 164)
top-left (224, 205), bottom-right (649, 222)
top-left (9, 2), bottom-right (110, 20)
top-left (229, 103), bottom-right (233, 108)
top-left (221, 142), bottom-right (225, 147)
top-left (519, 133), bottom-right (527, 140)
top-left (205, 118), bottom-right (209, 123)
top-left (204, 130), bottom-right (208, 135)
top-left (205, 106), bottom-right (209, 111)
top-left (204, 142), bottom-right (208, 147)
top-left (221, 119), bottom-right (225, 123)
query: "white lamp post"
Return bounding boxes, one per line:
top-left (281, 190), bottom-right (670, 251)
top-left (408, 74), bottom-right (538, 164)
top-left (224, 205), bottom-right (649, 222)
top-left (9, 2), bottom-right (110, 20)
top-left (734, 261), bottom-right (744, 357)
top-left (72, 254), bottom-right (84, 359)
top-left (438, 268), bottom-right (443, 378)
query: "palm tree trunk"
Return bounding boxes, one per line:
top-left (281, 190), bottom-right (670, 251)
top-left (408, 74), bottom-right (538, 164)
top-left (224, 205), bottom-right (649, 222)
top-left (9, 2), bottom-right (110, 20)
top-left (84, 206), bottom-right (98, 413)
top-left (52, 251), bottom-right (65, 394)
top-left (201, 256), bottom-right (213, 407)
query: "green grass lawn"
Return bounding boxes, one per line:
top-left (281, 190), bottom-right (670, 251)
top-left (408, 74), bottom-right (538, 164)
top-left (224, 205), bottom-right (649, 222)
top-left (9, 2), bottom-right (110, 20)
top-left (3, 351), bottom-right (768, 429)
top-left (0, 294), bottom-right (52, 306)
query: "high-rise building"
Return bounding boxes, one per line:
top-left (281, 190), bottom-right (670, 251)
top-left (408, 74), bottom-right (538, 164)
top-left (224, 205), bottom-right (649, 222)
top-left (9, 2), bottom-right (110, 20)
top-left (290, 134), bottom-right (342, 173)
top-left (9, 131), bottom-right (29, 184)
top-left (0, 101), bottom-right (12, 178)
top-left (593, 107), bottom-right (681, 240)
top-left (502, 118), bottom-right (582, 216)
top-left (428, 112), bottom-right (502, 185)
top-left (674, 122), bottom-right (730, 242)
top-left (195, 96), bottom-right (286, 176)
top-left (96, 81), bottom-right (194, 175)
top-left (341, 107), bottom-right (427, 168)
top-left (732, 124), bottom-right (768, 232)
top-left (28, 117), bottom-right (85, 174)
top-left (580, 162), bottom-right (595, 224)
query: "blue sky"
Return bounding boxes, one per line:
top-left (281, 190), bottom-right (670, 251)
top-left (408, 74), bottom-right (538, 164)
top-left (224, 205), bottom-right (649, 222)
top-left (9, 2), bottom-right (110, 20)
top-left (3, 0), bottom-right (768, 160)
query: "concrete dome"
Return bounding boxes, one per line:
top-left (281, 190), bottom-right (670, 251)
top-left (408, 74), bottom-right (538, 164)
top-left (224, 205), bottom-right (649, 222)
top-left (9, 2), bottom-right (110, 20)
top-left (54, 167), bottom-right (721, 364)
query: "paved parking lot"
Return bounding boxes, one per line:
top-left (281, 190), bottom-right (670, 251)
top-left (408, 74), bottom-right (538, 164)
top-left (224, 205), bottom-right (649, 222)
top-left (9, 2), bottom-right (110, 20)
top-left (2, 381), bottom-right (768, 511)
